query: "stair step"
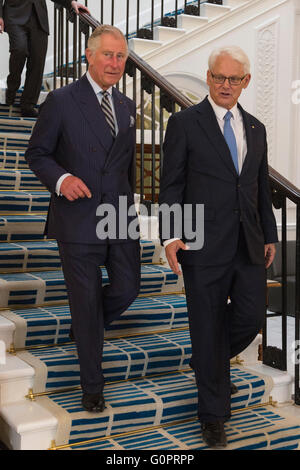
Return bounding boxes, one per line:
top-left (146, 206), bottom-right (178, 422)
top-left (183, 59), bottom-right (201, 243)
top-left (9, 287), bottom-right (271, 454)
top-left (0, 265), bottom-right (183, 308)
top-left (0, 133), bottom-right (30, 152)
top-left (0, 116), bottom-right (35, 135)
top-left (201, 3), bottom-right (232, 20)
top-left (18, 329), bottom-right (192, 392)
top-left (223, 0), bottom-right (249, 8)
top-left (0, 214), bottom-right (48, 241)
top-left (0, 190), bottom-right (49, 213)
top-left (69, 406), bottom-right (300, 450)
top-left (128, 38), bottom-right (163, 56)
top-left (176, 14), bottom-right (209, 31)
top-left (28, 367), bottom-right (273, 447)
top-left (153, 26), bottom-right (186, 43)
top-left (0, 241), bottom-right (61, 272)
top-left (1, 294), bottom-right (187, 349)
top-left (0, 238), bottom-right (162, 272)
top-left (0, 150), bottom-right (27, 169)
top-left (0, 169), bottom-right (44, 191)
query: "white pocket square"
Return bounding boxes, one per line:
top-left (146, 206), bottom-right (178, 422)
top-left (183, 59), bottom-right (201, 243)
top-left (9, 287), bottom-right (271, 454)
top-left (130, 116), bottom-right (135, 127)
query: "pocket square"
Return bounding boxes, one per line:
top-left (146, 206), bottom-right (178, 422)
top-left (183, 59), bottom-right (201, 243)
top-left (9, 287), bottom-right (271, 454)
top-left (130, 115), bottom-right (135, 127)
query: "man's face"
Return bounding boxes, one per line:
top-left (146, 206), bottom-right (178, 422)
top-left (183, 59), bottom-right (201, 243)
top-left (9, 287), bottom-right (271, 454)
top-left (86, 33), bottom-right (128, 90)
top-left (206, 54), bottom-right (251, 109)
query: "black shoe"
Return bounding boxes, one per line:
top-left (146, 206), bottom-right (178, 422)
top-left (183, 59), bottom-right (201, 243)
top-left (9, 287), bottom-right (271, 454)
top-left (201, 421), bottom-right (227, 448)
top-left (5, 89), bottom-right (16, 106)
top-left (230, 381), bottom-right (238, 395)
top-left (20, 106), bottom-right (38, 118)
top-left (82, 392), bottom-right (105, 412)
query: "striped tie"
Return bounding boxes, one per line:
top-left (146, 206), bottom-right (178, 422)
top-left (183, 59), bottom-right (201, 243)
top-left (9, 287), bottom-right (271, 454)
top-left (101, 91), bottom-right (116, 138)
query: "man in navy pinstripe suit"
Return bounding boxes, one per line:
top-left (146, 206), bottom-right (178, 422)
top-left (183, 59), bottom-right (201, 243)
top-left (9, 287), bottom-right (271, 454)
top-left (25, 25), bottom-right (140, 412)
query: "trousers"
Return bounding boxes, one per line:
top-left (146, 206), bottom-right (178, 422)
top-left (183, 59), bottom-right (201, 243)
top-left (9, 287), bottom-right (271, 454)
top-left (182, 226), bottom-right (266, 422)
top-left (6, 6), bottom-right (48, 107)
top-left (58, 240), bottom-right (141, 394)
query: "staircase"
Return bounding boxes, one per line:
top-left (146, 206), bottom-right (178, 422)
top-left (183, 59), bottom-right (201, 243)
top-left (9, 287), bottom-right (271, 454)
top-left (0, 0), bottom-right (300, 451)
top-left (0, 98), bottom-right (299, 451)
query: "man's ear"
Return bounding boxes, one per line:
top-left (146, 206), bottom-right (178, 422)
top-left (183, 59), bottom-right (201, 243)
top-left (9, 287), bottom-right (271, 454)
top-left (243, 73), bottom-right (251, 89)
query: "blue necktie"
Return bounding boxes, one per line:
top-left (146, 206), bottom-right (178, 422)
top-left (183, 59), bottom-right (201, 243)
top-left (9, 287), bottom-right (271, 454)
top-left (223, 111), bottom-right (239, 173)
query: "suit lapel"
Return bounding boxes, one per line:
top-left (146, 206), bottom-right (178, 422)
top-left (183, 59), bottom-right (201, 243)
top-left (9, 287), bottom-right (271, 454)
top-left (112, 87), bottom-right (130, 134)
top-left (196, 97), bottom-right (238, 176)
top-left (71, 75), bottom-right (114, 153)
top-left (237, 103), bottom-right (254, 177)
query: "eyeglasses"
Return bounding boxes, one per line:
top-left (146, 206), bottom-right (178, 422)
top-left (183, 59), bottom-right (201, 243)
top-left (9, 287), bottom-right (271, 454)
top-left (210, 72), bottom-right (247, 86)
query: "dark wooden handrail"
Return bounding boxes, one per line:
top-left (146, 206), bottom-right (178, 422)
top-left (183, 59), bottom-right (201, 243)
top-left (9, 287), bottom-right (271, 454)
top-left (269, 167), bottom-right (300, 205)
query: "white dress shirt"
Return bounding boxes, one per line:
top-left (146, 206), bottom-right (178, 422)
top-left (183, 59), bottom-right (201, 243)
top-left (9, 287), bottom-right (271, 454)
top-left (163, 94), bottom-right (248, 248)
top-left (55, 71), bottom-right (118, 196)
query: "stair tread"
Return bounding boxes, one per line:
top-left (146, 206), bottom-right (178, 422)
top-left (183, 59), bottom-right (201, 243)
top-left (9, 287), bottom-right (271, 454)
top-left (20, 329), bottom-right (191, 391)
top-left (0, 169), bottom-right (45, 191)
top-left (0, 264), bottom-right (183, 308)
top-left (70, 406), bottom-right (300, 450)
top-left (2, 293), bottom-right (187, 348)
top-left (0, 238), bottom-right (162, 271)
top-left (37, 366), bottom-right (272, 446)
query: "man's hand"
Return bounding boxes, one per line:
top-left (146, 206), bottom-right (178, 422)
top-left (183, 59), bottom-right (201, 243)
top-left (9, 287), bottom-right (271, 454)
top-left (264, 243), bottom-right (276, 269)
top-left (60, 175), bottom-right (92, 201)
top-left (71, 1), bottom-right (90, 15)
top-left (0, 18), bottom-right (4, 33)
top-left (165, 240), bottom-right (189, 276)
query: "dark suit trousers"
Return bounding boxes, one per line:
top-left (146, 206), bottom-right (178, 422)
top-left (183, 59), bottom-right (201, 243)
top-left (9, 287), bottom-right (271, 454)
top-left (58, 241), bottom-right (141, 394)
top-left (6, 7), bottom-right (48, 107)
top-left (182, 226), bottom-right (266, 423)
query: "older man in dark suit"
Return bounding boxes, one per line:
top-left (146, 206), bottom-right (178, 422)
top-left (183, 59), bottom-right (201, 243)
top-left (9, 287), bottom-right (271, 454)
top-left (25, 25), bottom-right (140, 412)
top-left (159, 46), bottom-right (278, 448)
top-left (0, 0), bottom-right (89, 117)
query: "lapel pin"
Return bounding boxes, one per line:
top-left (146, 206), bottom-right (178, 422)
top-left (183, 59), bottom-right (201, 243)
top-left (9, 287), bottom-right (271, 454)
top-left (252, 125), bottom-right (255, 128)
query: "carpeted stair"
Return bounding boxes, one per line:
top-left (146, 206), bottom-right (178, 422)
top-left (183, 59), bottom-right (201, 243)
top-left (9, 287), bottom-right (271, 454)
top-left (0, 98), bottom-right (300, 451)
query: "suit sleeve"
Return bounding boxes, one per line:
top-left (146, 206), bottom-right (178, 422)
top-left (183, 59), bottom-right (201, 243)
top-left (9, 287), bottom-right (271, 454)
top-left (257, 126), bottom-right (278, 244)
top-left (25, 92), bottom-right (69, 194)
top-left (158, 113), bottom-right (187, 243)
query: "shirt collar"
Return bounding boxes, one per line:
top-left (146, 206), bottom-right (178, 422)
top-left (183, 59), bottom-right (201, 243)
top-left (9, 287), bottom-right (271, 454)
top-left (208, 94), bottom-right (239, 121)
top-left (86, 71), bottom-right (113, 97)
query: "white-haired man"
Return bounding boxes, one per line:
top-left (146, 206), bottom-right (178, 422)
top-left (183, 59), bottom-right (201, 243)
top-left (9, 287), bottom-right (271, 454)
top-left (159, 46), bottom-right (278, 448)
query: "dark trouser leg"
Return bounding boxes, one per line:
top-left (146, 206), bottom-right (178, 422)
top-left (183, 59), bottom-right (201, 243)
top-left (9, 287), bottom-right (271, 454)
top-left (182, 228), bottom-right (266, 423)
top-left (58, 241), bottom-right (140, 394)
top-left (103, 241), bottom-right (141, 327)
top-left (20, 10), bottom-right (48, 109)
top-left (6, 24), bottom-right (29, 97)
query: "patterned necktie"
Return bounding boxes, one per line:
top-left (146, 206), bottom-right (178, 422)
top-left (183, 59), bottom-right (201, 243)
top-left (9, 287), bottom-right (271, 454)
top-left (223, 111), bottom-right (239, 173)
top-left (101, 91), bottom-right (116, 138)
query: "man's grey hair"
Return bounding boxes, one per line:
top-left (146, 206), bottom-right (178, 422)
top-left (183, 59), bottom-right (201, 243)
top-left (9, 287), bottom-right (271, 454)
top-left (87, 25), bottom-right (128, 56)
top-left (208, 46), bottom-right (250, 75)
